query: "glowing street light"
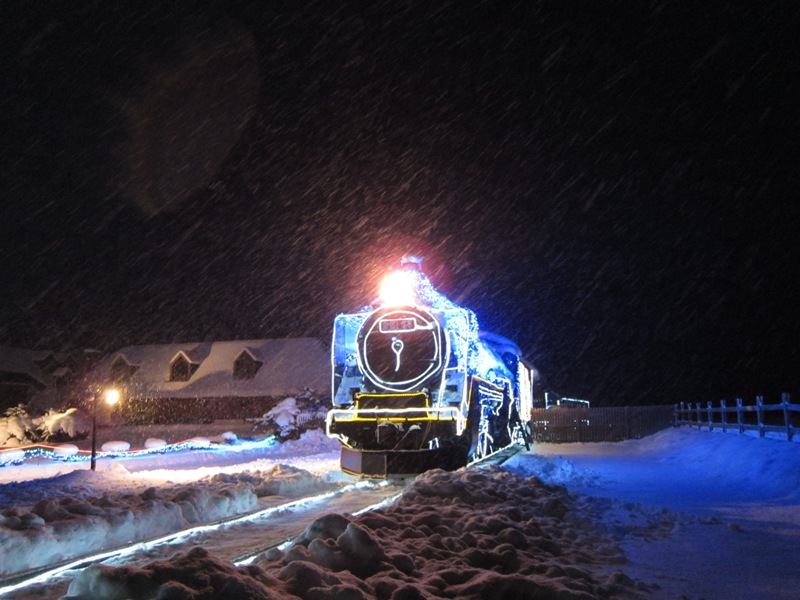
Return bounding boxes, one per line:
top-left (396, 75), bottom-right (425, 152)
top-left (104, 388), bottom-right (120, 406)
top-left (90, 388), bottom-right (121, 471)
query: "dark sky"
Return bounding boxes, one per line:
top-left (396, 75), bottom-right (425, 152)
top-left (2, 1), bottom-right (798, 406)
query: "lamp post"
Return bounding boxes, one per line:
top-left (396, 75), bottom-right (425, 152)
top-left (90, 388), bottom-right (120, 471)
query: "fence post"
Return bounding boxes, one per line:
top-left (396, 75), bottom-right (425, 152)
top-left (707, 401), bottom-right (714, 431)
top-left (720, 399), bottom-right (727, 432)
top-left (756, 395), bottom-right (765, 438)
top-left (783, 392), bottom-right (792, 442)
top-left (625, 406), bottom-right (630, 438)
top-left (736, 398), bottom-right (743, 434)
top-left (696, 402), bottom-right (702, 429)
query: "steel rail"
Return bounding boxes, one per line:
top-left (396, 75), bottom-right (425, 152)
top-left (0, 480), bottom-right (383, 597)
top-left (0, 444), bottom-right (524, 597)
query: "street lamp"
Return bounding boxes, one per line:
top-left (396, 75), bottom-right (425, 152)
top-left (90, 388), bottom-right (120, 471)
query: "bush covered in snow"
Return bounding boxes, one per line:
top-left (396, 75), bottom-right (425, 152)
top-left (0, 405), bottom-right (35, 447)
top-left (0, 405), bottom-right (92, 447)
top-left (37, 407), bottom-right (92, 442)
top-left (251, 389), bottom-right (329, 442)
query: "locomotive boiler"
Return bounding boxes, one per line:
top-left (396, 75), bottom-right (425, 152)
top-left (326, 257), bottom-right (535, 477)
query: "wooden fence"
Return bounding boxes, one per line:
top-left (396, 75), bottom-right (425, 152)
top-left (529, 405), bottom-right (674, 443)
top-left (673, 393), bottom-right (799, 441)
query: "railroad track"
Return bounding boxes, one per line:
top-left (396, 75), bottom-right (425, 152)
top-left (0, 479), bottom-right (406, 599)
top-left (1, 443), bottom-right (525, 599)
top-left (468, 443), bottom-right (524, 469)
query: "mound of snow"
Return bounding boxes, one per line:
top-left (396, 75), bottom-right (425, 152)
top-left (185, 437), bottom-right (211, 447)
top-left (101, 441), bottom-right (130, 452)
top-left (53, 443), bottom-right (80, 456)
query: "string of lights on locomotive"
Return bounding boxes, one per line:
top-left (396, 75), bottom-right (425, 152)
top-left (326, 258), bottom-right (535, 477)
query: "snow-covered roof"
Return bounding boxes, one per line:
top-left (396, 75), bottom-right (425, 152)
top-left (90, 338), bottom-right (330, 399)
top-left (0, 345), bottom-right (52, 389)
top-left (478, 331), bottom-right (522, 358)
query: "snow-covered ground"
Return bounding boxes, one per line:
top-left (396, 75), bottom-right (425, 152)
top-left (505, 428), bottom-right (800, 599)
top-left (1, 425), bottom-right (798, 599)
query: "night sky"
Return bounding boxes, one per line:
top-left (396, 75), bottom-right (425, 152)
top-left (2, 1), bottom-right (798, 406)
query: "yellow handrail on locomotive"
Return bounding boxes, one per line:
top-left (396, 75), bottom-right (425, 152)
top-left (326, 405), bottom-right (462, 433)
top-left (356, 391), bottom-right (431, 421)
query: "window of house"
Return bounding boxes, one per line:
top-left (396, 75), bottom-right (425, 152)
top-left (170, 354), bottom-right (198, 382)
top-left (233, 350), bottom-right (262, 380)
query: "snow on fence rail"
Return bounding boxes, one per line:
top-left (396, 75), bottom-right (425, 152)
top-left (673, 393), bottom-right (799, 441)
top-left (529, 405), bottom-right (674, 443)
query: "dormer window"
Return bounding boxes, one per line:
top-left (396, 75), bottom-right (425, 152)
top-left (34, 353), bottom-right (57, 372)
top-left (110, 356), bottom-right (138, 383)
top-left (233, 349), bottom-right (263, 380)
top-left (170, 352), bottom-right (198, 382)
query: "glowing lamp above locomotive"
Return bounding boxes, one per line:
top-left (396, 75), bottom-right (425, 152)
top-left (326, 257), bottom-right (534, 477)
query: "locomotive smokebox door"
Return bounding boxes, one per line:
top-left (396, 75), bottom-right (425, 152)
top-left (357, 306), bottom-right (443, 392)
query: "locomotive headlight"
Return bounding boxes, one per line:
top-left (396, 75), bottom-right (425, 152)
top-left (379, 270), bottom-right (416, 306)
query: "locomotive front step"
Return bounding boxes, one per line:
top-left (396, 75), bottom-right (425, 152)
top-left (340, 445), bottom-right (468, 478)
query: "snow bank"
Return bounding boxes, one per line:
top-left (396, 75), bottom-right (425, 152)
top-left (63, 467), bottom-right (646, 600)
top-left (0, 460), bottom-right (336, 577)
top-left (0, 470), bottom-right (255, 575)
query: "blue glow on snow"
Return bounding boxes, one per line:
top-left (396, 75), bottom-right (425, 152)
top-left (0, 436), bottom-right (278, 468)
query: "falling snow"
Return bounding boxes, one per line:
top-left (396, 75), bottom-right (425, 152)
top-left (1, 2), bottom-right (798, 408)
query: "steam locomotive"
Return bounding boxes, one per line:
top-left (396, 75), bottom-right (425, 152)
top-left (326, 257), bottom-right (535, 477)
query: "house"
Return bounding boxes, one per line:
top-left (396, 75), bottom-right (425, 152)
top-left (0, 345), bottom-right (79, 413)
top-left (87, 338), bottom-right (330, 423)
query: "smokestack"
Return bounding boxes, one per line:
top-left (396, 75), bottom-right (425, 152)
top-left (400, 255), bottom-right (423, 271)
